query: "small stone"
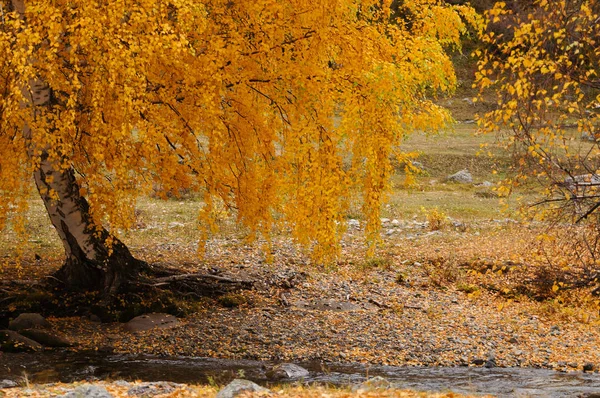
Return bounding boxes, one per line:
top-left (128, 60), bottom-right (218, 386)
top-left (380, 218), bottom-right (390, 224)
top-left (391, 219), bottom-right (400, 225)
top-left (583, 363), bottom-right (595, 372)
top-left (89, 314), bottom-right (101, 323)
top-left (411, 161), bottom-right (425, 170)
top-left (471, 358), bottom-right (485, 366)
top-left (216, 379), bottom-right (270, 398)
top-left (59, 384), bottom-right (113, 398)
top-left (348, 219), bottom-right (360, 227)
top-left (353, 376), bottom-right (392, 392)
top-left (485, 358), bottom-right (497, 368)
top-left (446, 169), bottom-right (473, 184)
top-left (267, 363), bottom-right (310, 379)
top-left (8, 313), bottom-right (51, 331)
top-left (127, 381), bottom-right (183, 396)
top-left (0, 379), bottom-right (18, 388)
top-left (124, 313), bottom-right (179, 333)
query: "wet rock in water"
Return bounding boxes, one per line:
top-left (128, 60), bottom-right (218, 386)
top-left (0, 379), bottom-right (18, 388)
top-left (446, 169), bottom-right (473, 184)
top-left (19, 328), bottom-right (74, 347)
top-left (266, 363), bottom-right (310, 379)
top-left (59, 384), bottom-right (113, 397)
top-left (584, 363), bottom-right (595, 372)
top-left (353, 376), bottom-right (393, 392)
top-left (216, 379), bottom-right (271, 398)
top-left (8, 313), bottom-right (51, 331)
top-left (127, 381), bottom-right (184, 396)
top-left (0, 330), bottom-right (43, 352)
top-left (124, 313), bottom-right (179, 333)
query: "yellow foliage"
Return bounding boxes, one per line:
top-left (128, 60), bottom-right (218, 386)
top-left (475, 0), bottom-right (600, 225)
top-left (0, 0), bottom-right (477, 262)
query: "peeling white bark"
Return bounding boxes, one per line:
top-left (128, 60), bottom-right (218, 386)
top-left (12, 0), bottom-right (101, 268)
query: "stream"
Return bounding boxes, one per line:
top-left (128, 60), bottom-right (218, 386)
top-left (2, 351), bottom-right (600, 397)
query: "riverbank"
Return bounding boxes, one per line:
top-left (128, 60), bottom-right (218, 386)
top-left (0, 380), bottom-right (492, 398)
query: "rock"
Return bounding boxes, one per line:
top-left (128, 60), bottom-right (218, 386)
top-left (19, 328), bottom-right (73, 347)
top-left (391, 219), bottom-right (400, 226)
top-left (446, 169), bottom-right (473, 184)
top-left (89, 314), bottom-right (102, 323)
top-left (124, 313), bottom-right (179, 333)
top-left (485, 354), bottom-right (497, 368)
top-left (216, 379), bottom-right (270, 398)
top-left (8, 313), bottom-right (51, 331)
top-left (127, 381), bottom-right (184, 396)
top-left (0, 330), bottom-right (43, 352)
top-left (583, 363), bottom-right (595, 372)
top-left (59, 384), bottom-right (113, 397)
top-left (353, 376), bottom-right (393, 392)
top-left (451, 220), bottom-right (467, 232)
top-left (0, 379), bottom-right (18, 388)
top-left (347, 219), bottom-right (360, 228)
top-left (410, 161), bottom-right (425, 170)
top-left (582, 131), bottom-right (596, 141)
top-left (266, 363), bottom-right (310, 379)
top-left (471, 358), bottom-right (485, 366)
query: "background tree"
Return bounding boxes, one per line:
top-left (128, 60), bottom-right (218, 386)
top-left (0, 0), bottom-right (477, 296)
top-left (476, 0), bottom-right (600, 276)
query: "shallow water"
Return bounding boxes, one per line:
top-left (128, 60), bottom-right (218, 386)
top-left (2, 351), bottom-right (600, 397)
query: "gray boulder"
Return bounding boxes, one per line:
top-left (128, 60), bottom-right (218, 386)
top-left (124, 313), bottom-right (179, 333)
top-left (59, 384), bottom-right (113, 397)
top-left (19, 328), bottom-right (74, 347)
top-left (266, 363), bottom-right (310, 379)
top-left (0, 330), bottom-right (43, 352)
top-left (9, 313), bottom-right (51, 331)
top-left (447, 169), bottom-right (473, 184)
top-left (216, 379), bottom-right (271, 398)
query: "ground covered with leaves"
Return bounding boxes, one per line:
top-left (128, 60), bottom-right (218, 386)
top-left (4, 215), bottom-right (600, 374)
